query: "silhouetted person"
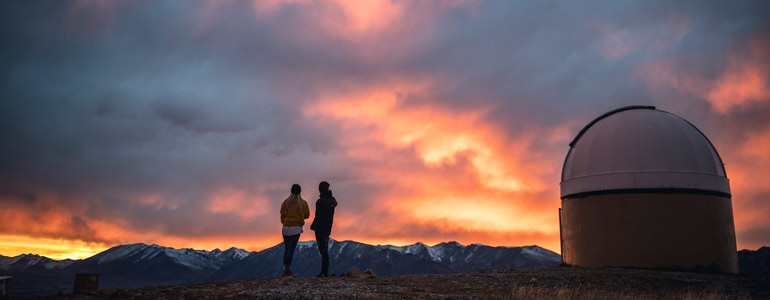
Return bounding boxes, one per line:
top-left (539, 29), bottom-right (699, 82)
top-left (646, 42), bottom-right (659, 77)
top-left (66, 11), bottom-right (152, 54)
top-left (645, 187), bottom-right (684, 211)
top-left (310, 181), bottom-right (337, 277)
top-left (280, 184), bottom-right (309, 277)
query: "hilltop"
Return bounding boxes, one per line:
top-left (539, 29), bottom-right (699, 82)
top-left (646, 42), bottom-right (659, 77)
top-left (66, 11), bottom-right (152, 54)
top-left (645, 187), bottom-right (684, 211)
top-left (36, 267), bottom-right (770, 300)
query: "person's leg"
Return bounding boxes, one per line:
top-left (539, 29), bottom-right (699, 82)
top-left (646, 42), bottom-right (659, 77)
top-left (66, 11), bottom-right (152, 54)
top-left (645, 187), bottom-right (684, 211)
top-left (282, 235), bottom-right (291, 267)
top-left (320, 235), bottom-right (329, 274)
top-left (284, 234), bottom-right (300, 267)
top-left (315, 231), bottom-right (330, 275)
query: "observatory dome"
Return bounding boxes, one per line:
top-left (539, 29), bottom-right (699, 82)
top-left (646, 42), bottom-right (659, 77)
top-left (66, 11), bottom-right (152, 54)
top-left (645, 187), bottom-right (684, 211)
top-left (560, 106), bottom-right (730, 198)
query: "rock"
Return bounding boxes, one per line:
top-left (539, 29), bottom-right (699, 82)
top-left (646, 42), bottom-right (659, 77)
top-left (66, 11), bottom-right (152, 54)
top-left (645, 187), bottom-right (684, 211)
top-left (237, 289), bottom-right (259, 296)
top-left (347, 267), bottom-right (362, 278)
top-left (363, 269), bottom-right (377, 278)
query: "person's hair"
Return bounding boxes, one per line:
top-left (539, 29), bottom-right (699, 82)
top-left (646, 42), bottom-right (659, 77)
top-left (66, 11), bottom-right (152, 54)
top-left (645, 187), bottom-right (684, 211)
top-left (282, 185), bottom-right (304, 212)
top-left (319, 181), bottom-right (330, 192)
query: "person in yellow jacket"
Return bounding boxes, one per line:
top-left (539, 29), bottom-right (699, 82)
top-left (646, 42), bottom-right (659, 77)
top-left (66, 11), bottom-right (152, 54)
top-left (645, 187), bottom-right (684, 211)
top-left (280, 184), bottom-right (310, 277)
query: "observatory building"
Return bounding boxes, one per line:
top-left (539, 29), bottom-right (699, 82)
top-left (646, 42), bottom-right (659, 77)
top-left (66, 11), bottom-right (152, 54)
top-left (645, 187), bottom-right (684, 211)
top-left (559, 106), bottom-right (739, 273)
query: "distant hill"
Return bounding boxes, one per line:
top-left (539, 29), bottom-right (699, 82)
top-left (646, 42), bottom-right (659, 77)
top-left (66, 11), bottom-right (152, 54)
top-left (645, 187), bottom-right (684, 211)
top-left (0, 240), bottom-right (560, 296)
top-left (738, 246), bottom-right (770, 276)
top-left (0, 253), bottom-right (74, 272)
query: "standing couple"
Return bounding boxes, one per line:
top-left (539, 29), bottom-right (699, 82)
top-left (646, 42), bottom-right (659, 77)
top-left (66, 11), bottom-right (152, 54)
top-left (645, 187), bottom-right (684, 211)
top-left (279, 181), bottom-right (337, 277)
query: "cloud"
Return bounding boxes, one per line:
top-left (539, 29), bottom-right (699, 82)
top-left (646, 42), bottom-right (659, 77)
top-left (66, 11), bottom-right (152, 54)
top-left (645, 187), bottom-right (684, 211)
top-left (707, 40), bottom-right (770, 113)
top-left (1, 0), bottom-right (769, 257)
top-left (639, 39), bottom-right (770, 114)
top-left (595, 14), bottom-right (691, 60)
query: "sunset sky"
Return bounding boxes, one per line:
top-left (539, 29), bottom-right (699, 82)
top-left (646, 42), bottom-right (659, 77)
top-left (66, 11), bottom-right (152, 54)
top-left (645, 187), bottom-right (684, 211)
top-left (1, 1), bottom-right (769, 260)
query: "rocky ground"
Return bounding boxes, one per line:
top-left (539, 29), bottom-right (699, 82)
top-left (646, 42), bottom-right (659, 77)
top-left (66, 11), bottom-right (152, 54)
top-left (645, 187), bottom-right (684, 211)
top-left (28, 267), bottom-right (770, 299)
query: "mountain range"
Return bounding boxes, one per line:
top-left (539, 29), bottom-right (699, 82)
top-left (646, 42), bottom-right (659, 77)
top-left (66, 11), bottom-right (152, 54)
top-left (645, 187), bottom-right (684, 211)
top-left (0, 253), bottom-right (75, 273)
top-left (0, 240), bottom-right (561, 296)
top-left (5, 241), bottom-right (767, 297)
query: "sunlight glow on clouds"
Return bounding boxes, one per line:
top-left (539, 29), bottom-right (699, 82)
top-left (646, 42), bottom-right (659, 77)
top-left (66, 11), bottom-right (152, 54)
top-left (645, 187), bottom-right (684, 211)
top-left (0, 235), bottom-right (109, 260)
top-left (707, 40), bottom-right (770, 113)
top-left (305, 86), bottom-right (535, 192)
top-left (206, 187), bottom-right (270, 220)
top-left (639, 39), bottom-right (770, 114)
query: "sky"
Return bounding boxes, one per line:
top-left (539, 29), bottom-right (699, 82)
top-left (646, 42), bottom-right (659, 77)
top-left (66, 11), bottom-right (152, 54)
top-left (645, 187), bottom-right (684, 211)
top-left (1, 0), bottom-right (769, 260)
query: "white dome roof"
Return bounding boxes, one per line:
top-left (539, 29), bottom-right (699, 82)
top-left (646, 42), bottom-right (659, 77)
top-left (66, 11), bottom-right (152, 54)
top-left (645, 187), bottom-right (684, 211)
top-left (560, 106), bottom-right (730, 198)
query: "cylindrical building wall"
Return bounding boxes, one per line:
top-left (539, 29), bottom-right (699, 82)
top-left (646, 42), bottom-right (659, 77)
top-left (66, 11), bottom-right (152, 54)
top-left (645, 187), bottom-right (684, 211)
top-left (561, 193), bottom-right (738, 273)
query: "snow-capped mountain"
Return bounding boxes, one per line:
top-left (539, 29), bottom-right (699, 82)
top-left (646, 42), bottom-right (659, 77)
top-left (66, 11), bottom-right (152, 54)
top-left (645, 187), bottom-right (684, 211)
top-left (376, 241), bottom-right (562, 272)
top-left (86, 243), bottom-right (252, 272)
top-left (210, 240), bottom-right (561, 280)
top-left (69, 243), bottom-right (256, 289)
top-left (2, 244), bottom-right (256, 296)
top-left (211, 240), bottom-right (458, 280)
top-left (0, 254), bottom-right (75, 272)
top-left (210, 247), bottom-right (251, 262)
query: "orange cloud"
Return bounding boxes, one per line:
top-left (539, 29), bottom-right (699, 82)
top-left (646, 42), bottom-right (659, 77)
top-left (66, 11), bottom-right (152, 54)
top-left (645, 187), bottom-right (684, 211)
top-left (299, 83), bottom-right (563, 252)
top-left (639, 39), bottom-right (770, 113)
top-left (249, 0), bottom-right (404, 39)
top-left (0, 190), bottom-right (280, 258)
top-left (136, 193), bottom-right (181, 210)
top-left (728, 129), bottom-right (770, 230)
top-left (305, 86), bottom-right (545, 192)
top-left (0, 234), bottom-right (110, 260)
top-left (0, 195), bottom-right (93, 241)
top-left (707, 41), bottom-right (770, 113)
top-left (206, 187), bottom-right (269, 220)
top-left (0, 202), bottom-right (282, 259)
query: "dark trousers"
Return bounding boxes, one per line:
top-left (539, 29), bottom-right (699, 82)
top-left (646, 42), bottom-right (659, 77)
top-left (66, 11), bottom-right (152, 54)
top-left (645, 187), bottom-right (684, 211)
top-left (315, 231), bottom-right (330, 274)
top-left (283, 234), bottom-right (300, 266)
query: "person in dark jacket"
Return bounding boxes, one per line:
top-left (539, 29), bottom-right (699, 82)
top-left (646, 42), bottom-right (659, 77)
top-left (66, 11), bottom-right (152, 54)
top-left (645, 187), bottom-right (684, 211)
top-left (310, 181), bottom-right (337, 277)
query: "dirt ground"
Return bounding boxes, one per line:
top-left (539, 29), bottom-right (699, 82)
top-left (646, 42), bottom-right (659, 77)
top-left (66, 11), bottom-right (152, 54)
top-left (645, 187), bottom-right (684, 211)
top-left (34, 267), bottom-right (770, 299)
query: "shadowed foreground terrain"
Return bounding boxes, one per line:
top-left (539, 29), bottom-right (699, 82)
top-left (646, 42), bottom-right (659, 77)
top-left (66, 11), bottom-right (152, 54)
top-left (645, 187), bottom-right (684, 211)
top-left (30, 267), bottom-right (770, 299)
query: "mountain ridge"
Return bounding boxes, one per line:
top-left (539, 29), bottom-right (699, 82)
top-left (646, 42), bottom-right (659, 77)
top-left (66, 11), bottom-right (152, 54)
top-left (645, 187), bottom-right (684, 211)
top-left (0, 240), bottom-right (560, 296)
